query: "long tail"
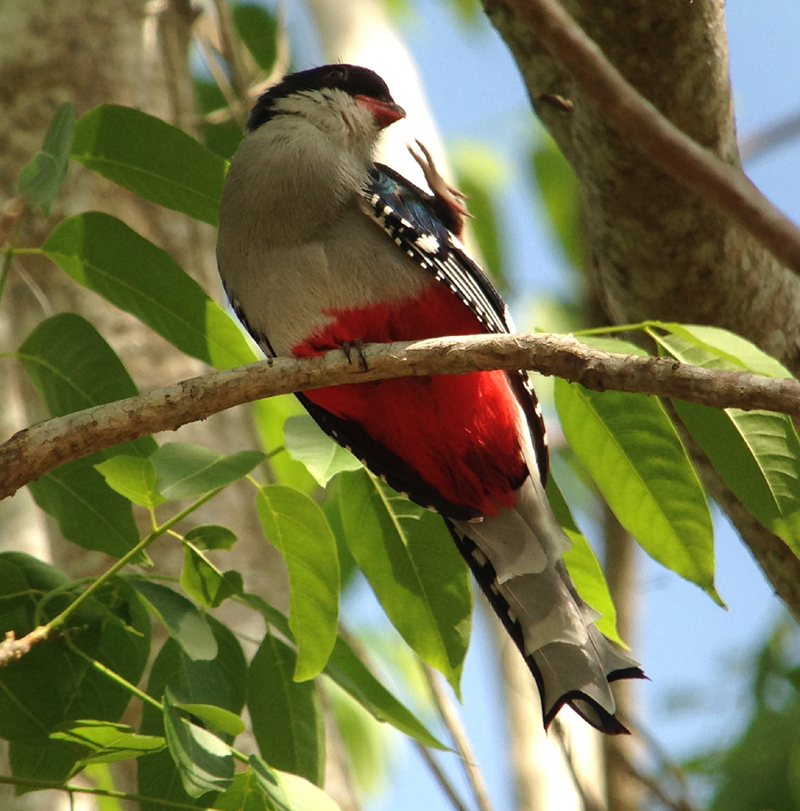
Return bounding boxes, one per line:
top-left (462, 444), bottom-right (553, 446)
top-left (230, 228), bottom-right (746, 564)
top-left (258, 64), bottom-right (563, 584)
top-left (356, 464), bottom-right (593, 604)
top-left (450, 476), bottom-right (644, 734)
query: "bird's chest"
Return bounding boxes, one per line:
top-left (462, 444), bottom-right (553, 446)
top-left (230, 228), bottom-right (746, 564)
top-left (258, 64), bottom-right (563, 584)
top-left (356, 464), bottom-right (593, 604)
top-left (232, 207), bottom-right (435, 357)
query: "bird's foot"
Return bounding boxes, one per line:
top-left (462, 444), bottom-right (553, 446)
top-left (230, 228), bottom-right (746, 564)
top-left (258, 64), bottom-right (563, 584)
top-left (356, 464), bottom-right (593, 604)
top-left (408, 139), bottom-right (473, 237)
top-left (341, 339), bottom-right (369, 371)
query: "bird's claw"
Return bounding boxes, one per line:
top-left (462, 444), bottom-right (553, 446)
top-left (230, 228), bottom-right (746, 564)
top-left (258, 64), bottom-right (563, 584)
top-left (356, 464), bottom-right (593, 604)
top-left (341, 339), bottom-right (369, 371)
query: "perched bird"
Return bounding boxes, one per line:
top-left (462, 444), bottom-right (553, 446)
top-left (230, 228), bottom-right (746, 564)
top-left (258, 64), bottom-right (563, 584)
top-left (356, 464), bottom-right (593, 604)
top-left (217, 64), bottom-right (643, 733)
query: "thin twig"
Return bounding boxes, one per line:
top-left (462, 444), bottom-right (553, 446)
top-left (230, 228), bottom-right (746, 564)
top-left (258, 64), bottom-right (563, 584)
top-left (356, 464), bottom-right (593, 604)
top-left (0, 486), bottom-right (224, 666)
top-left (740, 111), bottom-right (800, 163)
top-left (413, 742), bottom-right (473, 811)
top-left (613, 749), bottom-right (698, 811)
top-left (423, 665), bottom-right (495, 811)
top-left (2, 332), bottom-right (799, 502)
top-left (503, 0), bottom-right (800, 275)
top-left (551, 721), bottom-right (604, 811)
top-left (0, 774), bottom-right (201, 809)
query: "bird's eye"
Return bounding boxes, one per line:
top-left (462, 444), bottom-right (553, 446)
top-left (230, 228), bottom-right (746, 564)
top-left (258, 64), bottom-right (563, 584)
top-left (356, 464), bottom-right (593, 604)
top-left (325, 67), bottom-right (347, 85)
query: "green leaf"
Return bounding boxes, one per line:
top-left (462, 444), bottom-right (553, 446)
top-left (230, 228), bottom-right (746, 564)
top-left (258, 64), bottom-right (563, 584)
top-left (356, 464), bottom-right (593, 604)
top-left (231, 3), bottom-right (279, 71)
top-left (133, 580), bottom-right (218, 661)
top-left (270, 769), bottom-right (344, 811)
top-left (29, 460), bottom-right (143, 558)
top-left (152, 443), bottom-right (265, 500)
top-left (336, 469), bottom-right (472, 694)
top-left (95, 455), bottom-right (165, 508)
top-left (18, 313), bottom-right (157, 557)
top-left (248, 634), bottom-right (325, 786)
top-left (0, 557), bottom-right (150, 784)
top-left (17, 312), bottom-right (156, 453)
top-left (256, 395), bottom-right (319, 495)
top-left (554, 379), bottom-right (720, 602)
top-left (655, 329), bottom-right (800, 558)
top-left (322, 477), bottom-right (359, 590)
top-left (186, 524), bottom-right (238, 550)
top-left (173, 704), bottom-right (245, 737)
top-left (138, 615), bottom-right (247, 811)
top-left (181, 542), bottom-right (243, 608)
top-left (658, 322), bottom-right (793, 378)
top-left (239, 593), bottom-right (444, 749)
top-left (256, 486), bottom-right (340, 680)
top-left (532, 134), bottom-right (584, 272)
top-left (212, 755), bottom-right (302, 811)
top-left (676, 402), bottom-right (800, 558)
top-left (324, 679), bottom-right (388, 794)
top-left (283, 414), bottom-right (362, 486)
top-left (72, 104), bottom-right (227, 225)
top-left (546, 474), bottom-right (623, 645)
top-left (213, 769), bottom-right (273, 811)
top-left (50, 721), bottom-right (166, 765)
top-left (43, 212), bottom-right (258, 369)
top-left (19, 101), bottom-right (76, 215)
top-left (163, 692), bottom-right (235, 798)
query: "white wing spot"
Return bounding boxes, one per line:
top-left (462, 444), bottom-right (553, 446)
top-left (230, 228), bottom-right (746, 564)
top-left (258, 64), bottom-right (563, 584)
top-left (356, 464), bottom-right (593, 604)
top-left (415, 233), bottom-right (440, 254)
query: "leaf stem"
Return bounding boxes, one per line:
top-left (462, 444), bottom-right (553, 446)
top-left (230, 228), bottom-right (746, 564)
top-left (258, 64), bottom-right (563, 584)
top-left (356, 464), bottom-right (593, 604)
top-left (0, 774), bottom-right (201, 809)
top-left (64, 639), bottom-right (251, 766)
top-left (65, 639), bottom-right (162, 711)
top-left (28, 487), bottom-right (226, 648)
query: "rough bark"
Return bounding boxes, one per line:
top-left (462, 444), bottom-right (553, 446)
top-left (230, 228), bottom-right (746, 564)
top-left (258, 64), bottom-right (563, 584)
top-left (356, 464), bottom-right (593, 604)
top-left (481, 0), bottom-right (800, 622)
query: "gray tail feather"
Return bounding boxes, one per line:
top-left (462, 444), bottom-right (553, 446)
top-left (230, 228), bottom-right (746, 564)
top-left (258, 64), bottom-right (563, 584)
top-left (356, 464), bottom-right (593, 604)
top-left (445, 518), bottom-right (645, 735)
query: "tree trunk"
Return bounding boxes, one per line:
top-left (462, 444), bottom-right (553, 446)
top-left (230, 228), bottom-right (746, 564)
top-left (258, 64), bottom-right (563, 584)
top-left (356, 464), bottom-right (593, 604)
top-left (482, 0), bottom-right (800, 621)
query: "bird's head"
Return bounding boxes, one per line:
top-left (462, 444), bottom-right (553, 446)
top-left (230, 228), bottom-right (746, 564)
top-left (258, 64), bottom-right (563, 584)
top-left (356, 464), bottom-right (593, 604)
top-left (247, 64), bottom-right (406, 158)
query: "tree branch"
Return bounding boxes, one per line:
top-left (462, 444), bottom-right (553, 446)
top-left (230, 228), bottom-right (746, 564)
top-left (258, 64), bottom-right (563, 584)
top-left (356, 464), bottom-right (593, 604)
top-left (2, 332), bottom-right (799, 501)
top-left (497, 0), bottom-right (800, 276)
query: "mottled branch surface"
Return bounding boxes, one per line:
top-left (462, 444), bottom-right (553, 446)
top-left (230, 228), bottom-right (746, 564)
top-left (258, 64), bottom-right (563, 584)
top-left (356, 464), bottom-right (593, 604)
top-left (2, 332), bottom-right (798, 502)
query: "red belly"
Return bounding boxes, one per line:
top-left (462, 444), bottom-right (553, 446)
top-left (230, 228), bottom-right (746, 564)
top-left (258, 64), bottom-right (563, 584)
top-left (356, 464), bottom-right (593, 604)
top-left (292, 283), bottom-right (525, 515)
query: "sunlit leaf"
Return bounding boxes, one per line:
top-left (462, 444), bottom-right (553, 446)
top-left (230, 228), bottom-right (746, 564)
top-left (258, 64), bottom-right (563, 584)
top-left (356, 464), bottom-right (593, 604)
top-left (656, 329), bottom-right (800, 558)
top-left (546, 474), bottom-right (623, 645)
top-left (256, 486), bottom-right (340, 680)
top-left (173, 703), bottom-right (245, 738)
top-left (554, 378), bottom-right (719, 602)
top-left (50, 720), bottom-right (165, 765)
top-left (95, 456), bottom-right (164, 508)
top-left (283, 414), bottom-right (362, 486)
top-left (337, 469), bottom-right (471, 694)
top-left (181, 542), bottom-right (243, 608)
top-left (72, 104), bottom-right (226, 225)
top-left (43, 212), bottom-right (258, 369)
top-left (152, 443), bottom-right (265, 500)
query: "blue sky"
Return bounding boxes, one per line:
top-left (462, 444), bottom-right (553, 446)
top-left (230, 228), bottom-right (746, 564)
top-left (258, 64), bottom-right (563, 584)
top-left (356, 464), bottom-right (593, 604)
top-left (283, 1), bottom-right (800, 808)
